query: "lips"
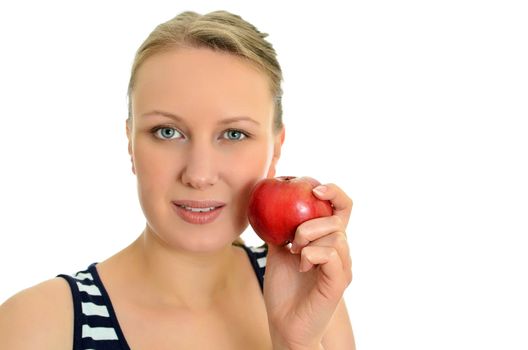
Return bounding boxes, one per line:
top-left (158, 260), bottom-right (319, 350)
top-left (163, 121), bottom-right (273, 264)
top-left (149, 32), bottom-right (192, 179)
top-left (171, 199), bottom-right (226, 225)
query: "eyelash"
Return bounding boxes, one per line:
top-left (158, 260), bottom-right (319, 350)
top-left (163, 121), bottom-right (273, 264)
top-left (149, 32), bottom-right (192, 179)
top-left (150, 125), bottom-right (251, 142)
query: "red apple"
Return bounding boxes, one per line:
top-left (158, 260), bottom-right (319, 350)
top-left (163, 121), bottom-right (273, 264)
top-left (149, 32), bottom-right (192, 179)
top-left (247, 176), bottom-right (333, 246)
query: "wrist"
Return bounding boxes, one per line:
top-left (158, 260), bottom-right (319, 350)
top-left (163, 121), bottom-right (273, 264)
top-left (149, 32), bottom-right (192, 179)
top-left (269, 324), bottom-right (323, 350)
top-left (271, 336), bottom-right (324, 350)
top-left (272, 345), bottom-right (324, 350)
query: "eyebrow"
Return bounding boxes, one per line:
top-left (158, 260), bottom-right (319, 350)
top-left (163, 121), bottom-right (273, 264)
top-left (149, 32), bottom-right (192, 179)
top-left (141, 110), bottom-right (261, 126)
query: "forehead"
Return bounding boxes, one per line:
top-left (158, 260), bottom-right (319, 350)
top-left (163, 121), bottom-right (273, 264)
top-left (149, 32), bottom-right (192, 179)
top-left (132, 47), bottom-right (274, 122)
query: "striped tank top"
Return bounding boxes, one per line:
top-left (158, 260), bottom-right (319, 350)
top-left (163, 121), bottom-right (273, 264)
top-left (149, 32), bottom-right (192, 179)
top-left (57, 242), bottom-right (268, 350)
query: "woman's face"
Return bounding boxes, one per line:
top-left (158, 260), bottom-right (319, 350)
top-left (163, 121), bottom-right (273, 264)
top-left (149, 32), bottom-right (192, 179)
top-left (127, 47), bottom-right (284, 252)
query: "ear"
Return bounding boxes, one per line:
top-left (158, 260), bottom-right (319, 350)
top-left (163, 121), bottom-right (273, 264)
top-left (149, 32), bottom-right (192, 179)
top-left (126, 119), bottom-right (136, 175)
top-left (266, 127), bottom-right (286, 178)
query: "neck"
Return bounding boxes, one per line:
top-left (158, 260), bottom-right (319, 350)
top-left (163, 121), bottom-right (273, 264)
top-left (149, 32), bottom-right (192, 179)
top-left (124, 226), bottom-right (240, 312)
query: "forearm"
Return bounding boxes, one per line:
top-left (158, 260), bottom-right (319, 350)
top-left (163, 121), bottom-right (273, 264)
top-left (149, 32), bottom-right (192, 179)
top-left (321, 298), bottom-right (356, 350)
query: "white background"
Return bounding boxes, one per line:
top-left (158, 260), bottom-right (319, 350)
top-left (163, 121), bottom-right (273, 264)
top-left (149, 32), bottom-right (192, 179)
top-left (1, 1), bottom-right (527, 349)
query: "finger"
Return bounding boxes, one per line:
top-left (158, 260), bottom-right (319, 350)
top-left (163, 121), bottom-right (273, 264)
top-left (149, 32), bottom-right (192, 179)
top-left (290, 215), bottom-right (344, 253)
top-left (312, 183), bottom-right (353, 227)
top-left (299, 246), bottom-right (353, 296)
top-left (300, 231), bottom-right (352, 272)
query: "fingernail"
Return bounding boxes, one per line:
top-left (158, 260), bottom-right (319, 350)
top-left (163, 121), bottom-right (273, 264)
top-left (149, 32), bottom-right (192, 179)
top-left (290, 243), bottom-right (298, 254)
top-left (313, 185), bottom-right (327, 196)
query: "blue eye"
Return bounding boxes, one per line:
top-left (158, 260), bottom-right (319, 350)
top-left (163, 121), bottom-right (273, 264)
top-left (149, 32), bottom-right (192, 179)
top-left (223, 129), bottom-right (248, 141)
top-left (154, 127), bottom-right (182, 140)
top-left (151, 126), bottom-right (249, 141)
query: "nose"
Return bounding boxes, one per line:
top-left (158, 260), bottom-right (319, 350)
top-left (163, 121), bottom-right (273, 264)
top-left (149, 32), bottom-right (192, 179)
top-left (180, 141), bottom-right (219, 190)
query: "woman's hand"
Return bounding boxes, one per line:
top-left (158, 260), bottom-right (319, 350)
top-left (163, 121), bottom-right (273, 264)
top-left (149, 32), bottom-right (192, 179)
top-left (263, 183), bottom-right (353, 350)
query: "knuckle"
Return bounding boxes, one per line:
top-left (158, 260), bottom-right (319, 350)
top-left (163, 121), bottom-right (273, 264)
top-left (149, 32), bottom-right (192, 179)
top-left (347, 273), bottom-right (353, 285)
top-left (300, 246), bottom-right (312, 258)
top-left (329, 233), bottom-right (342, 246)
top-left (295, 224), bottom-right (309, 241)
top-left (345, 268), bottom-right (353, 285)
top-left (336, 232), bottom-right (348, 246)
top-left (333, 215), bottom-right (343, 228)
top-left (340, 271), bottom-right (352, 288)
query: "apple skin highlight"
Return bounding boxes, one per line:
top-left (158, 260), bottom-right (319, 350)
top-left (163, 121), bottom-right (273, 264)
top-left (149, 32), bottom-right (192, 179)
top-left (247, 176), bottom-right (334, 246)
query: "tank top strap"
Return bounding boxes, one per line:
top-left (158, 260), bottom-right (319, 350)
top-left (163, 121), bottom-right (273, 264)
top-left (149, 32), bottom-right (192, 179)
top-left (234, 242), bottom-right (269, 292)
top-left (58, 263), bottom-right (131, 350)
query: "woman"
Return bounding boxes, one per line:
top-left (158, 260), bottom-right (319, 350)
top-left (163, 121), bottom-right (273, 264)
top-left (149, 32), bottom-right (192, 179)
top-left (0, 10), bottom-right (355, 349)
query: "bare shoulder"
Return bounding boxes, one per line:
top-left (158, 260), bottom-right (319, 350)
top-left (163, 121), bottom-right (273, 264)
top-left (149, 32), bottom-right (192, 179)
top-left (0, 277), bottom-right (73, 350)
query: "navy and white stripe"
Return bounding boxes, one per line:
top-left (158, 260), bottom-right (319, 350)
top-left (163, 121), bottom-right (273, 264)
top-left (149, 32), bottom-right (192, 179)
top-left (235, 242), bottom-right (268, 291)
top-left (57, 242), bottom-right (268, 349)
top-left (58, 265), bottom-right (130, 349)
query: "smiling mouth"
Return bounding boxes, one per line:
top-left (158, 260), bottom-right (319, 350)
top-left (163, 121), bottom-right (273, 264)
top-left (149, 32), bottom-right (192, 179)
top-left (171, 202), bottom-right (225, 224)
top-left (176, 204), bottom-right (221, 212)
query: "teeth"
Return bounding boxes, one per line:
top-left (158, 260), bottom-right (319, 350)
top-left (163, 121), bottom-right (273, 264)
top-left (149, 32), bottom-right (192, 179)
top-left (179, 205), bottom-right (217, 212)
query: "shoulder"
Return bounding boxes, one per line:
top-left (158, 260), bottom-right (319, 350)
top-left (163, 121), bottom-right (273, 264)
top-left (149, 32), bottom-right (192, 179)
top-left (0, 277), bottom-right (73, 350)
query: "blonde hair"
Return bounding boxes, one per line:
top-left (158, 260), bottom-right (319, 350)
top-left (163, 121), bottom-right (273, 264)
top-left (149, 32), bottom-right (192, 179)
top-left (127, 10), bottom-right (285, 246)
top-left (126, 10), bottom-right (284, 134)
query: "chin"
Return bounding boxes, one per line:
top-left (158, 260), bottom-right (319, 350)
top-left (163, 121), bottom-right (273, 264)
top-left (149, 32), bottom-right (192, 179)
top-left (151, 225), bottom-right (237, 253)
top-left (180, 234), bottom-right (233, 253)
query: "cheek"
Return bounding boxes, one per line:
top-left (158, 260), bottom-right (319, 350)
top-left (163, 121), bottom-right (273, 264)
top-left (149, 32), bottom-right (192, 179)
top-left (133, 140), bottom-right (178, 195)
top-left (225, 142), bottom-right (274, 212)
top-left (225, 142), bottom-right (272, 181)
